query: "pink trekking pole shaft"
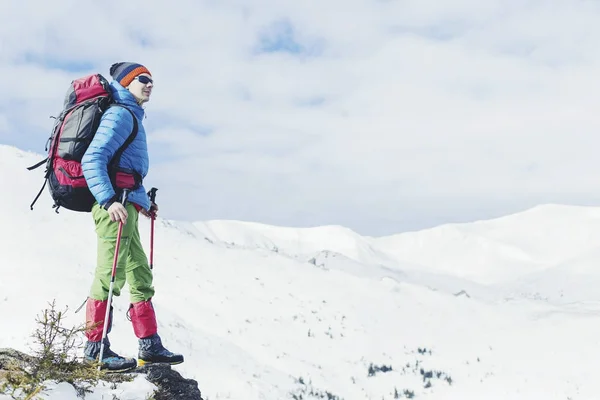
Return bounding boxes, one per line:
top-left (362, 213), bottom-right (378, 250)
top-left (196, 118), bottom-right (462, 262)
top-left (150, 216), bottom-right (155, 269)
top-left (147, 187), bottom-right (158, 270)
top-left (98, 189), bottom-right (130, 369)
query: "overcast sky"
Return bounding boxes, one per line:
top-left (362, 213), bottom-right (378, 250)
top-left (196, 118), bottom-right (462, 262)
top-left (2, 0), bottom-right (600, 236)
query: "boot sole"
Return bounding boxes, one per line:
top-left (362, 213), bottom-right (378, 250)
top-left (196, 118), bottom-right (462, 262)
top-left (138, 359), bottom-right (184, 367)
top-left (104, 365), bottom-right (138, 373)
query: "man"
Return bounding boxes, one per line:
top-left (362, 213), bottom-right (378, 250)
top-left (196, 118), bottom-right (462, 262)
top-left (81, 62), bottom-right (183, 371)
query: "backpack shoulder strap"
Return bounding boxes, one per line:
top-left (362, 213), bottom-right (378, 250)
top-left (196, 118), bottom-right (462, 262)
top-left (108, 104), bottom-right (139, 169)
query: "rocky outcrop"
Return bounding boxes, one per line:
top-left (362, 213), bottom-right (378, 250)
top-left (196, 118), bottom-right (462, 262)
top-left (134, 363), bottom-right (203, 400)
top-left (0, 348), bottom-right (34, 381)
top-left (0, 348), bottom-right (203, 400)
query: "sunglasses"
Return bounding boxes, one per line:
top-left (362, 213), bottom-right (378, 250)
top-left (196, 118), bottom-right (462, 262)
top-left (135, 75), bottom-right (153, 85)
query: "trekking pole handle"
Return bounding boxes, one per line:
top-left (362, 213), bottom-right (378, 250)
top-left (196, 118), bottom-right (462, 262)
top-left (148, 187), bottom-right (158, 203)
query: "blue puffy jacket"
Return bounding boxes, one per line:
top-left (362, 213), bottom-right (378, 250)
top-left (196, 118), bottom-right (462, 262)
top-left (81, 81), bottom-right (151, 211)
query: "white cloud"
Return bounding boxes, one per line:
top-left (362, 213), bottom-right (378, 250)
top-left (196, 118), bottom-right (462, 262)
top-left (2, 0), bottom-right (600, 234)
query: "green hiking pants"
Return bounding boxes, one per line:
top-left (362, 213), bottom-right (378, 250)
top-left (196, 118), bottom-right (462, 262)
top-left (89, 202), bottom-right (155, 303)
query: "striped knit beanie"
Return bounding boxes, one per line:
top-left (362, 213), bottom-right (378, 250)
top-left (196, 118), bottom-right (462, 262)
top-left (109, 62), bottom-right (152, 87)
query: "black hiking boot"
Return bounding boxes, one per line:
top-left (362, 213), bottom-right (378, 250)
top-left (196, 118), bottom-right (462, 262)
top-left (84, 338), bottom-right (137, 372)
top-left (138, 334), bottom-right (184, 366)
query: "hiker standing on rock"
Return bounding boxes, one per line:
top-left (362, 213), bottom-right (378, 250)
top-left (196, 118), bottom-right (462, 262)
top-left (80, 62), bottom-right (183, 371)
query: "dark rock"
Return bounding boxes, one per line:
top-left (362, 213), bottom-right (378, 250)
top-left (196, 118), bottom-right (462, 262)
top-left (134, 363), bottom-right (203, 400)
top-left (0, 348), bottom-right (35, 371)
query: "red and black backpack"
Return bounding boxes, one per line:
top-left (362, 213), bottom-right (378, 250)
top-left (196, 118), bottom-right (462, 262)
top-left (28, 74), bottom-right (138, 213)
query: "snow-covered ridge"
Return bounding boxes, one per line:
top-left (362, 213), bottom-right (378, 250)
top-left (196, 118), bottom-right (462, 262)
top-left (193, 219), bottom-right (395, 265)
top-left (193, 202), bottom-right (600, 285)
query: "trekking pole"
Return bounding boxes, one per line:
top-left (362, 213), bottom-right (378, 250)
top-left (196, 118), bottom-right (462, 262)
top-left (98, 189), bottom-right (130, 370)
top-left (147, 187), bottom-right (158, 270)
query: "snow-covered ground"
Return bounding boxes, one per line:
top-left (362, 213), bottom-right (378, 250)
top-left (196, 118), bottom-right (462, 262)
top-left (1, 143), bottom-right (599, 399)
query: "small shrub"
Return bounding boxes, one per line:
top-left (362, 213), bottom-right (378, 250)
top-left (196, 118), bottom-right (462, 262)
top-left (0, 300), bottom-right (131, 399)
top-left (367, 363), bottom-right (393, 377)
top-left (289, 376), bottom-right (343, 400)
top-left (419, 368), bottom-right (452, 387)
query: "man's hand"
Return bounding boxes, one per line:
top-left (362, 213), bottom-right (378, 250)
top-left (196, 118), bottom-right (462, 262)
top-left (107, 202), bottom-right (128, 224)
top-left (141, 202), bottom-right (158, 219)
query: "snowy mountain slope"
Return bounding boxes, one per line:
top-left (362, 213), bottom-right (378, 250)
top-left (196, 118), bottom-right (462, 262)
top-left (372, 204), bottom-right (600, 285)
top-left (498, 245), bottom-right (600, 305)
top-left (2, 144), bottom-right (600, 399)
top-left (191, 220), bottom-right (506, 304)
